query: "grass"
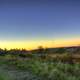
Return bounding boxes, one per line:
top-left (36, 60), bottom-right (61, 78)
top-left (0, 56), bottom-right (80, 80)
top-left (0, 51), bottom-right (80, 80)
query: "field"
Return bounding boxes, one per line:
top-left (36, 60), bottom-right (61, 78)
top-left (0, 46), bottom-right (80, 80)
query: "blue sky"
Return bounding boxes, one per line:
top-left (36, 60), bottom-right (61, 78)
top-left (0, 0), bottom-right (80, 41)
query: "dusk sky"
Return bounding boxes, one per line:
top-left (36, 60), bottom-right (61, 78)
top-left (0, 0), bottom-right (80, 49)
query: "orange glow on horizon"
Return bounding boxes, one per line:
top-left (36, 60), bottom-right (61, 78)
top-left (0, 39), bottom-right (80, 50)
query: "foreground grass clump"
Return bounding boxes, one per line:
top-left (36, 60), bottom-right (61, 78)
top-left (15, 60), bottom-right (80, 80)
top-left (0, 70), bottom-right (11, 80)
top-left (0, 57), bottom-right (80, 80)
top-left (1, 54), bottom-right (80, 80)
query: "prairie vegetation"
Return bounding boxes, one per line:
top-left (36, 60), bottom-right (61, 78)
top-left (0, 46), bottom-right (80, 80)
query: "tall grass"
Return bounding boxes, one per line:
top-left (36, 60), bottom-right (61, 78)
top-left (0, 57), bottom-right (80, 80)
top-left (0, 70), bottom-right (12, 80)
top-left (0, 52), bottom-right (80, 80)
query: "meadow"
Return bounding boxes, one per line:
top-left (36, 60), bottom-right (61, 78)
top-left (0, 46), bottom-right (80, 80)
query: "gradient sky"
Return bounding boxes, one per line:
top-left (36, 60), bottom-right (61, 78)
top-left (0, 0), bottom-right (80, 49)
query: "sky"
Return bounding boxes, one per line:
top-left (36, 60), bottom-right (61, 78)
top-left (0, 0), bottom-right (80, 49)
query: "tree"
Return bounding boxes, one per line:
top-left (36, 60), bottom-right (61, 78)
top-left (37, 46), bottom-right (44, 54)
